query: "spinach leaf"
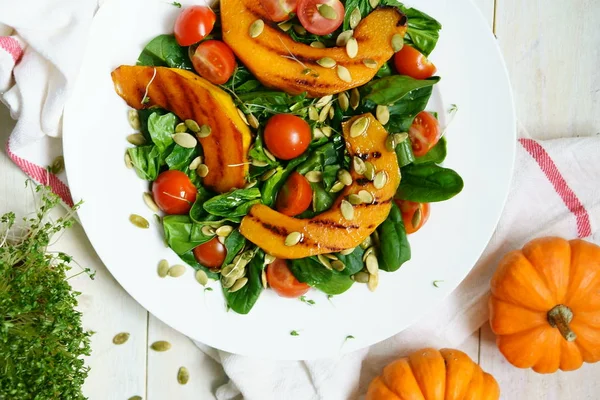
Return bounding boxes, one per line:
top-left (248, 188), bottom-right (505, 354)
top-left (223, 65), bottom-right (262, 93)
top-left (138, 107), bottom-right (167, 140)
top-left (414, 137), bottom-right (447, 165)
top-left (362, 75), bottom-right (440, 105)
top-left (163, 215), bottom-right (211, 255)
top-left (165, 145), bottom-right (196, 171)
top-left (289, 257), bottom-right (354, 295)
top-left (336, 246), bottom-right (365, 276)
top-left (310, 183), bottom-right (334, 213)
top-left (261, 155), bottom-right (308, 206)
top-left (377, 201), bottom-right (410, 272)
top-left (147, 112), bottom-right (177, 153)
top-left (137, 34), bottom-right (193, 70)
top-left (179, 251), bottom-right (219, 279)
top-left (203, 188), bottom-right (262, 217)
top-left (288, 23), bottom-right (335, 46)
top-left (376, 62), bottom-right (394, 78)
top-left (296, 142), bottom-right (339, 174)
top-left (223, 251), bottom-right (264, 314)
top-left (384, 86), bottom-right (435, 132)
top-left (127, 145), bottom-right (161, 181)
top-left (237, 91), bottom-right (311, 121)
top-left (396, 163), bottom-right (464, 202)
top-left (189, 188), bottom-right (217, 223)
top-left (248, 133), bottom-right (278, 167)
top-left (322, 164), bottom-right (340, 191)
top-left (394, 137), bottom-right (415, 167)
top-left (401, 7), bottom-right (442, 56)
top-left (221, 230), bottom-right (246, 267)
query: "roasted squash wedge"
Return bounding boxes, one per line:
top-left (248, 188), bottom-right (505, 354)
top-left (111, 66), bottom-right (251, 193)
top-left (239, 114), bottom-right (400, 258)
top-left (221, 1), bottom-right (407, 97)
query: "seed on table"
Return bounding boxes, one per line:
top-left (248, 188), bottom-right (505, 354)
top-left (364, 161), bottom-right (376, 181)
top-left (353, 156), bottom-right (366, 175)
top-left (391, 34), bottom-right (404, 52)
top-left (197, 124), bottom-right (212, 138)
top-left (373, 171), bottom-right (388, 189)
top-left (158, 259), bottom-right (170, 278)
top-left (331, 260), bottom-right (345, 271)
top-left (340, 200), bottom-right (354, 220)
top-left (315, 95), bottom-right (333, 108)
top-left (376, 105), bottom-right (390, 125)
top-left (151, 341), bottom-right (172, 352)
top-left (337, 169), bottom-right (353, 186)
top-left (285, 231), bottom-right (303, 246)
top-left (310, 41), bottom-right (326, 48)
top-left (348, 194), bottom-right (363, 205)
top-left (175, 122), bottom-right (187, 133)
top-left (368, 271), bottom-right (379, 292)
top-left (249, 19), bottom-right (264, 38)
top-left (127, 133), bottom-right (146, 146)
top-left (317, 254), bottom-right (333, 270)
top-left (168, 264), bottom-right (186, 277)
top-left (346, 37), bottom-right (358, 58)
top-left (143, 192), bottom-right (159, 212)
top-left (358, 189), bottom-right (374, 203)
top-left (129, 214), bottom-right (149, 229)
top-left (350, 88), bottom-right (360, 109)
top-left (112, 332), bottom-right (130, 345)
top-left (177, 367), bottom-right (190, 385)
top-left (173, 132), bottom-right (197, 149)
top-left (354, 271), bottom-right (369, 283)
top-left (195, 269), bottom-right (209, 286)
top-left (317, 57), bottom-right (336, 69)
top-left (337, 65), bottom-right (352, 82)
top-left (124, 152), bottom-right (133, 169)
top-left (349, 7), bottom-right (361, 29)
top-left (362, 58), bottom-right (378, 69)
top-left (336, 30), bottom-right (354, 47)
top-left (330, 181), bottom-right (345, 193)
top-left (365, 253), bottom-right (379, 275)
top-left (184, 119), bottom-right (200, 133)
top-left (216, 225), bottom-right (233, 237)
top-left (189, 156), bottom-right (202, 170)
top-left (305, 170), bottom-right (323, 183)
top-left (338, 92), bottom-right (349, 111)
top-left (128, 109), bottom-right (141, 130)
top-left (350, 116), bottom-right (369, 137)
top-left (229, 277), bottom-right (249, 293)
top-left (196, 164), bottom-right (209, 178)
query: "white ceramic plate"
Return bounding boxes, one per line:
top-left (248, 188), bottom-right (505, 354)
top-left (64, 0), bottom-right (515, 359)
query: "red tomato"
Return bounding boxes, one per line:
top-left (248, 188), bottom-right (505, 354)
top-left (395, 200), bottom-right (430, 234)
top-left (266, 258), bottom-right (310, 298)
top-left (297, 0), bottom-right (344, 35)
top-left (174, 6), bottom-right (216, 46)
top-left (394, 45), bottom-right (437, 80)
top-left (260, 0), bottom-right (298, 22)
top-left (191, 40), bottom-right (236, 85)
top-left (193, 237), bottom-right (227, 269)
top-left (408, 111), bottom-right (441, 157)
top-left (263, 114), bottom-right (311, 160)
top-left (276, 172), bottom-right (313, 216)
top-left (152, 170), bottom-right (197, 215)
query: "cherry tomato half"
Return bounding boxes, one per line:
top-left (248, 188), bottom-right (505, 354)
top-left (192, 40), bottom-right (236, 85)
top-left (152, 170), bottom-right (197, 215)
top-left (260, 0), bottom-right (298, 22)
top-left (408, 111), bottom-right (441, 157)
top-left (174, 5), bottom-right (217, 46)
top-left (193, 237), bottom-right (227, 269)
top-left (267, 258), bottom-right (310, 298)
top-left (394, 45), bottom-right (437, 80)
top-left (297, 0), bottom-right (344, 35)
top-left (395, 200), bottom-right (430, 234)
top-left (276, 172), bottom-right (313, 216)
top-left (263, 114), bottom-right (311, 160)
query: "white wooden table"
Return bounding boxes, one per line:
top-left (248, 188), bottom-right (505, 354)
top-left (1, 0), bottom-right (599, 398)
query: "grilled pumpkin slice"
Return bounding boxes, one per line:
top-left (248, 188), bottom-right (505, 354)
top-left (111, 66), bottom-right (251, 193)
top-left (239, 114), bottom-right (400, 258)
top-left (220, 1), bottom-right (407, 98)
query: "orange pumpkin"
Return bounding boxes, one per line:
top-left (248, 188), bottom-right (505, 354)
top-left (489, 237), bottom-right (600, 373)
top-left (366, 348), bottom-right (500, 400)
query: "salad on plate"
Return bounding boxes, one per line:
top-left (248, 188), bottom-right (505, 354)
top-left (111, 0), bottom-right (464, 314)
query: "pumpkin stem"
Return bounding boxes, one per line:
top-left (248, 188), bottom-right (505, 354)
top-left (547, 304), bottom-right (577, 342)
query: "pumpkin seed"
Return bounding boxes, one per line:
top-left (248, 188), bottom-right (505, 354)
top-left (317, 3), bottom-right (338, 19)
top-left (353, 156), bottom-right (366, 175)
top-left (376, 105), bottom-right (390, 125)
top-left (173, 132), bottom-right (197, 148)
top-left (278, 20), bottom-right (293, 31)
top-left (301, 68), bottom-right (313, 76)
top-left (168, 265), bottom-right (186, 277)
top-left (371, 229), bottom-right (380, 246)
top-left (189, 156), bottom-right (203, 170)
top-left (261, 168), bottom-right (277, 181)
top-left (317, 254), bottom-right (333, 270)
top-left (197, 164), bottom-right (209, 178)
top-left (263, 148), bottom-right (276, 162)
top-left (339, 247), bottom-right (355, 256)
top-left (412, 207), bottom-right (422, 228)
top-left (364, 161), bottom-right (376, 180)
top-left (369, 0), bottom-right (380, 8)
top-left (129, 396), bottom-right (142, 400)
top-left (340, 200), bottom-right (354, 220)
top-left (362, 246), bottom-right (375, 262)
top-left (331, 260), bottom-right (345, 272)
top-left (216, 225), bottom-right (233, 237)
top-left (129, 214), bottom-right (149, 229)
top-left (373, 171), bottom-right (388, 189)
top-left (251, 159), bottom-right (269, 167)
top-left (336, 30), bottom-right (354, 46)
top-left (385, 135), bottom-right (397, 152)
top-left (248, 113), bottom-right (260, 129)
top-left (158, 259), bottom-right (170, 278)
top-left (308, 106), bottom-right (319, 121)
top-left (329, 106), bottom-right (335, 119)
top-left (244, 179), bottom-right (258, 189)
top-left (185, 119), bottom-right (200, 133)
top-left (317, 57), bottom-right (336, 69)
top-left (360, 236), bottom-right (373, 249)
top-left (143, 192), bottom-right (159, 212)
top-left (365, 253), bottom-right (379, 275)
top-left (336, 65), bottom-right (352, 82)
top-left (349, 7), bottom-right (361, 29)
top-left (229, 277), bottom-right (248, 293)
top-left (261, 269), bottom-right (268, 288)
top-left (358, 189), bottom-right (374, 203)
top-left (319, 103), bottom-right (332, 122)
top-left (285, 231), bottom-right (303, 246)
top-left (48, 155), bottom-right (64, 174)
top-left (350, 88), bottom-right (360, 109)
top-left (393, 132), bottom-right (409, 144)
top-left (338, 92), bottom-right (349, 111)
top-left (350, 116), bottom-right (369, 137)
top-left (151, 341), bottom-right (171, 352)
top-left (195, 269), bottom-right (209, 286)
top-left (330, 181), bottom-right (345, 193)
top-left (220, 264), bottom-right (236, 278)
top-left (128, 109), bottom-right (141, 130)
top-left (354, 271), bottom-right (369, 283)
top-left (264, 254), bottom-right (277, 265)
top-left (310, 41), bottom-right (326, 48)
top-left (113, 332), bottom-right (130, 345)
top-left (249, 19), bottom-right (264, 38)
top-left (218, 235), bottom-right (226, 245)
top-left (221, 275), bottom-right (236, 289)
top-left (305, 170), bottom-right (323, 183)
top-left (315, 94), bottom-right (333, 108)
top-left (391, 33), bottom-right (404, 52)
top-left (293, 24), bottom-right (307, 35)
top-left (362, 58), bottom-right (378, 69)
top-left (197, 124), bottom-right (212, 138)
top-left (346, 37), bottom-right (358, 58)
top-left (324, 253), bottom-right (339, 260)
top-left (237, 108), bottom-right (249, 125)
top-left (127, 133), bottom-right (146, 146)
top-left (367, 271), bottom-right (379, 291)
top-left (175, 122), bottom-right (187, 133)
top-left (201, 225), bottom-right (216, 236)
top-left (337, 169), bottom-right (353, 186)
top-left (348, 193), bottom-right (363, 205)
top-left (313, 127), bottom-right (324, 139)
top-left (321, 125), bottom-right (332, 137)
top-left (177, 366), bottom-right (190, 385)
top-left (125, 152), bottom-right (133, 169)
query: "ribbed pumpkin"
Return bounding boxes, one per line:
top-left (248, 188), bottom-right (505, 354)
top-left (489, 237), bottom-right (600, 373)
top-left (366, 348), bottom-right (500, 400)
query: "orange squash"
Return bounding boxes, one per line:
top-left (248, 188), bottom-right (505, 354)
top-left (220, 1), bottom-right (407, 97)
top-left (111, 65), bottom-right (251, 193)
top-left (239, 114), bottom-right (400, 258)
top-left (489, 237), bottom-right (600, 373)
top-left (366, 348), bottom-right (500, 400)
